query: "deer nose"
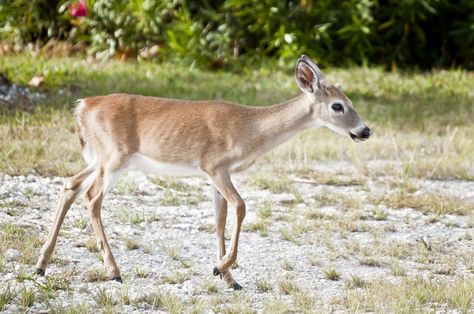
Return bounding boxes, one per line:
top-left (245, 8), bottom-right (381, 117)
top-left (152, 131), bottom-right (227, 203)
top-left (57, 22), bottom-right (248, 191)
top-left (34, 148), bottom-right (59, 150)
top-left (361, 127), bottom-right (371, 139)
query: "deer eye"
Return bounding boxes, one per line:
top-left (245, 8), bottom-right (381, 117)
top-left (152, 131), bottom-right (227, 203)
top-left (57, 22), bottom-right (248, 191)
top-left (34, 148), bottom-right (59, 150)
top-left (331, 103), bottom-right (344, 112)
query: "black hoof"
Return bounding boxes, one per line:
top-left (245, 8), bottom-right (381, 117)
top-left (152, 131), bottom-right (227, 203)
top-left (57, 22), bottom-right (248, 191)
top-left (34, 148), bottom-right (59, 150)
top-left (110, 276), bottom-right (122, 283)
top-left (36, 268), bottom-right (45, 276)
top-left (232, 282), bottom-right (242, 290)
top-left (213, 267), bottom-right (221, 276)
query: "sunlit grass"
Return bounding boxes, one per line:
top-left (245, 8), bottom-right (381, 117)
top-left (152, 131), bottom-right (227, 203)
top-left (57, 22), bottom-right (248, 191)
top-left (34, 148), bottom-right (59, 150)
top-left (0, 223), bottom-right (42, 264)
top-left (0, 55), bottom-right (472, 178)
top-left (345, 277), bottom-right (474, 313)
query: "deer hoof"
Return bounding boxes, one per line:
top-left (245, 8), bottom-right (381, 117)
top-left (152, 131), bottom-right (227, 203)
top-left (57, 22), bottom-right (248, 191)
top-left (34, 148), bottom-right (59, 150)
top-left (213, 267), bottom-right (221, 276)
top-left (110, 276), bottom-right (122, 283)
top-left (36, 268), bottom-right (45, 276)
top-left (232, 282), bottom-right (242, 290)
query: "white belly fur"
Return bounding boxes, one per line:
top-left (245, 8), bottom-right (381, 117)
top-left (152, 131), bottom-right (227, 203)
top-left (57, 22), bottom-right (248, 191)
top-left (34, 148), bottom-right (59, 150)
top-left (129, 153), bottom-right (203, 176)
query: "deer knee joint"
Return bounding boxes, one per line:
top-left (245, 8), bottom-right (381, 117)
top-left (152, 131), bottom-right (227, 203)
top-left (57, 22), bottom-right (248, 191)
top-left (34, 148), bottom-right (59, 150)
top-left (236, 202), bottom-right (246, 220)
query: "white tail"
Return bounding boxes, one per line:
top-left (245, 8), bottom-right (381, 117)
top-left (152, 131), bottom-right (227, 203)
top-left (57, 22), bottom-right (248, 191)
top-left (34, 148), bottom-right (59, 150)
top-left (36, 55), bottom-right (370, 289)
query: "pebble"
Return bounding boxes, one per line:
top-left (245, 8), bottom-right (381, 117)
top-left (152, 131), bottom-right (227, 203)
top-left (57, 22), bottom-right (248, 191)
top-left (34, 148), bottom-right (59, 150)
top-left (5, 248), bottom-right (20, 261)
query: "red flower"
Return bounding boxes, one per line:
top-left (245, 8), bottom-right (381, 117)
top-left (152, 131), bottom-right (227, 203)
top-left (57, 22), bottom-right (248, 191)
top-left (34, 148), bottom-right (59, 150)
top-left (70, 0), bottom-right (87, 18)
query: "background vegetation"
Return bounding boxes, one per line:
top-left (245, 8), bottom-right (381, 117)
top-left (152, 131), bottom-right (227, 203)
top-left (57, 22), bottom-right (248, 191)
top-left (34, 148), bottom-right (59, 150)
top-left (1, 0), bottom-right (474, 69)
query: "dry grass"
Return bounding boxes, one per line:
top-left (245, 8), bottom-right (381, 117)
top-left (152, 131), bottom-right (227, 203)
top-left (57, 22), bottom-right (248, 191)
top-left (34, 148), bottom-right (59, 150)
top-left (324, 267), bottom-right (341, 281)
top-left (83, 268), bottom-right (109, 282)
top-left (92, 287), bottom-right (116, 308)
top-left (85, 236), bottom-right (99, 253)
top-left (163, 271), bottom-right (190, 284)
top-left (345, 275), bottom-right (368, 289)
top-left (245, 220), bottom-right (269, 236)
top-left (372, 191), bottom-right (474, 215)
top-left (277, 279), bottom-right (315, 311)
top-left (250, 173), bottom-right (294, 194)
top-left (0, 285), bottom-right (17, 311)
top-left (145, 291), bottom-right (184, 313)
top-left (294, 168), bottom-right (366, 186)
top-left (263, 299), bottom-right (291, 314)
top-left (345, 277), bottom-right (474, 313)
top-left (257, 201), bottom-right (274, 219)
top-left (255, 278), bottom-right (273, 292)
top-left (124, 237), bottom-right (140, 250)
top-left (0, 223), bottom-right (42, 264)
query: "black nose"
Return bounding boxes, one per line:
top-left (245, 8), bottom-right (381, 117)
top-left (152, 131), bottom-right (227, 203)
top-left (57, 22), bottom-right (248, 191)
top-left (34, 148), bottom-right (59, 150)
top-left (361, 127), bottom-right (371, 139)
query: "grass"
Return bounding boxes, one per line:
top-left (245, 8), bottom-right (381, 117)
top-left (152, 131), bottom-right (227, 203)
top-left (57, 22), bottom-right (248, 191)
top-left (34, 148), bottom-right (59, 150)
top-left (201, 280), bottom-right (219, 294)
top-left (263, 299), bottom-right (290, 314)
top-left (0, 223), bottom-right (42, 264)
top-left (85, 236), bottom-right (99, 253)
top-left (280, 228), bottom-right (299, 244)
top-left (245, 220), bottom-right (269, 236)
top-left (134, 267), bottom-right (150, 278)
top-left (145, 291), bottom-right (183, 313)
top-left (92, 288), bottom-right (116, 308)
top-left (18, 287), bottom-right (35, 308)
top-left (277, 279), bottom-right (315, 312)
top-left (250, 174), bottom-right (294, 194)
top-left (281, 259), bottom-right (294, 271)
top-left (345, 276), bottom-right (474, 313)
top-left (389, 260), bottom-right (407, 276)
top-left (163, 271), bottom-right (190, 284)
top-left (0, 285), bottom-right (17, 311)
top-left (384, 241), bottom-right (412, 259)
top-left (359, 257), bottom-right (383, 267)
top-left (71, 217), bottom-right (88, 230)
top-left (346, 275), bottom-right (368, 289)
top-left (255, 278), bottom-right (273, 292)
top-left (0, 55), bottom-right (473, 178)
top-left (124, 237), bottom-right (140, 250)
top-left (257, 201), bottom-right (273, 219)
top-left (372, 191), bottom-right (474, 216)
top-left (324, 267), bottom-right (341, 281)
top-left (294, 168), bottom-right (366, 186)
top-left (83, 268), bottom-right (109, 282)
top-left (278, 279), bottom-right (301, 295)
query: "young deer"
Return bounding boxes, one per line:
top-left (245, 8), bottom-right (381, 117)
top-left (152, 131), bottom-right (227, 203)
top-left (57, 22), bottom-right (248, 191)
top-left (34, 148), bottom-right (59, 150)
top-left (35, 55), bottom-right (370, 290)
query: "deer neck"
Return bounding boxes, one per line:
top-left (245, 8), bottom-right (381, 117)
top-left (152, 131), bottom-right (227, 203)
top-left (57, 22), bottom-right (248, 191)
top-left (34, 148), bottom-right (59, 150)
top-left (252, 94), bottom-right (315, 152)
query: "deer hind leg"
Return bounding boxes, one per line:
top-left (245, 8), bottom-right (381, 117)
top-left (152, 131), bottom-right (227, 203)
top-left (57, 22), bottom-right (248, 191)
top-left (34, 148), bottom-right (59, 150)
top-left (35, 166), bottom-right (96, 275)
top-left (212, 185), bottom-right (238, 288)
top-left (84, 160), bottom-right (127, 282)
top-left (208, 170), bottom-right (246, 290)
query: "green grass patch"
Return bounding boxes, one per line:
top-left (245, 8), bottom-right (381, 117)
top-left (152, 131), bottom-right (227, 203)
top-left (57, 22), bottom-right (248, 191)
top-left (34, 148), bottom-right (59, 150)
top-left (0, 54), bottom-right (473, 178)
top-left (0, 223), bottom-right (42, 264)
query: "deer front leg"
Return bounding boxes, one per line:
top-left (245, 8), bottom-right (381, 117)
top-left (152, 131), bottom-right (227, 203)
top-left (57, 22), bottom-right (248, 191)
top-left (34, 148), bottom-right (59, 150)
top-left (208, 170), bottom-right (246, 290)
top-left (212, 185), bottom-right (239, 288)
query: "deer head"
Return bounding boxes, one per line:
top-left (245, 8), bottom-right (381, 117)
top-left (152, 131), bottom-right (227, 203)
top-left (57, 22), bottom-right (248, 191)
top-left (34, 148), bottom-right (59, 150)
top-left (296, 55), bottom-right (371, 142)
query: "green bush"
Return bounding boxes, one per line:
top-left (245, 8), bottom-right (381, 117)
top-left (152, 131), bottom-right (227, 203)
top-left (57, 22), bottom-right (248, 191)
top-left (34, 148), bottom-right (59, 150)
top-left (0, 0), bottom-right (473, 69)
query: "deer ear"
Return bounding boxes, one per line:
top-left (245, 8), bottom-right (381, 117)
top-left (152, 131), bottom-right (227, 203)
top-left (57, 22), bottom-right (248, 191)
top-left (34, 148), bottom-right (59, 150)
top-left (295, 55), bottom-right (324, 94)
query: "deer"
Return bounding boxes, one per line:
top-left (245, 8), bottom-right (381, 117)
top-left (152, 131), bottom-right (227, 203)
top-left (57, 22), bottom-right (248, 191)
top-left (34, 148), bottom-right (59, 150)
top-left (35, 55), bottom-right (371, 290)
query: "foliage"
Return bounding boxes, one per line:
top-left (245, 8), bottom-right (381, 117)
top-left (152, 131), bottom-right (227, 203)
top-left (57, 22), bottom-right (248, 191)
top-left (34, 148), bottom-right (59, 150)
top-left (1, 0), bottom-right (474, 69)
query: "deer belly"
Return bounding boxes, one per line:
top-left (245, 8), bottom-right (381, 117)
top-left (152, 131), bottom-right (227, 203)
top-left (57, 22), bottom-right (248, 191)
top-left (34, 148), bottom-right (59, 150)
top-left (129, 153), bottom-right (203, 176)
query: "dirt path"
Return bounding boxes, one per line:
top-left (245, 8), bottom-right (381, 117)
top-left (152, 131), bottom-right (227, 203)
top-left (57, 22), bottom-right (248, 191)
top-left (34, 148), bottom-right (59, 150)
top-left (1, 162), bottom-right (473, 313)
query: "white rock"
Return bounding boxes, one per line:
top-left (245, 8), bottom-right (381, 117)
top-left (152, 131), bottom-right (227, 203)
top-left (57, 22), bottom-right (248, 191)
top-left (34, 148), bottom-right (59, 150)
top-left (6, 248), bottom-right (21, 261)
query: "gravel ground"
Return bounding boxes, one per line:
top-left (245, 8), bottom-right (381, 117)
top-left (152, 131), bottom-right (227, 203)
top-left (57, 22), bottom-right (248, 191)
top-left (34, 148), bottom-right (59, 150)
top-left (1, 161), bottom-right (473, 313)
